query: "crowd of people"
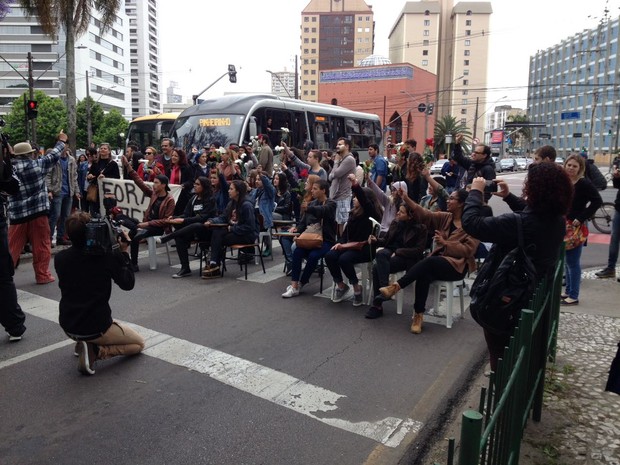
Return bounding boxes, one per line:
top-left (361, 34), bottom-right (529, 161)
top-left (2, 128), bottom-right (618, 376)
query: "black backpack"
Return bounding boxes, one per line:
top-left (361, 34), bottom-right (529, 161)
top-left (585, 160), bottom-right (607, 191)
top-left (469, 214), bottom-right (537, 336)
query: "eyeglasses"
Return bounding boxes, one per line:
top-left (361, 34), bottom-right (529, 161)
top-left (473, 151), bottom-right (485, 155)
top-left (145, 151), bottom-right (153, 155)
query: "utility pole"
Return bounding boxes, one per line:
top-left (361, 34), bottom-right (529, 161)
top-left (294, 55), bottom-right (299, 99)
top-left (86, 71), bottom-right (92, 147)
top-left (27, 52), bottom-right (36, 145)
top-left (424, 93), bottom-right (429, 141)
top-left (472, 97), bottom-right (480, 151)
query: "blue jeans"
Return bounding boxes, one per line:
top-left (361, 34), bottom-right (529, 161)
top-left (292, 242), bottom-right (332, 285)
top-left (607, 210), bottom-right (620, 270)
top-left (565, 245), bottom-right (583, 300)
top-left (49, 194), bottom-right (73, 241)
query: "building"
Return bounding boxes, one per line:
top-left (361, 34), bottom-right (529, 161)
top-left (125, 0), bottom-right (162, 117)
top-left (300, 0), bottom-right (374, 102)
top-left (166, 81), bottom-right (182, 104)
top-left (485, 105), bottom-right (524, 138)
top-left (388, 1), bottom-right (492, 133)
top-left (268, 69), bottom-right (296, 98)
top-left (318, 60), bottom-right (437, 144)
top-left (527, 16), bottom-right (620, 157)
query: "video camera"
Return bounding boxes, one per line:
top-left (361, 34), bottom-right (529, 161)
top-left (84, 216), bottom-right (127, 256)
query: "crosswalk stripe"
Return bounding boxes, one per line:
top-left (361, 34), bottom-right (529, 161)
top-left (10, 290), bottom-right (423, 447)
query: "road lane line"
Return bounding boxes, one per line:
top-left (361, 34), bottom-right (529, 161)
top-left (12, 290), bottom-right (423, 447)
top-left (0, 339), bottom-right (74, 370)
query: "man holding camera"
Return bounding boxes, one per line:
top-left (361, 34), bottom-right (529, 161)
top-left (452, 133), bottom-right (496, 200)
top-left (1, 138), bottom-right (27, 341)
top-left (55, 211), bottom-right (144, 375)
top-left (8, 131), bottom-right (67, 284)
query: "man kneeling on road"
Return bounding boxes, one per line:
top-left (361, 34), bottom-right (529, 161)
top-left (54, 212), bottom-right (144, 375)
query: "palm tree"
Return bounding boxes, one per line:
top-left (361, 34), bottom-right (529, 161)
top-left (433, 115), bottom-right (472, 158)
top-left (506, 114), bottom-right (532, 153)
top-left (19, 0), bottom-right (121, 152)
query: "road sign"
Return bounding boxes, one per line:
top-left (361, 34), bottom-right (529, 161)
top-left (539, 133), bottom-right (551, 139)
top-left (573, 133), bottom-right (583, 138)
top-left (417, 103), bottom-right (426, 113)
top-left (561, 111), bottom-right (580, 120)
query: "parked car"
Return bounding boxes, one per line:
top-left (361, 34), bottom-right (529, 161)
top-left (430, 159), bottom-right (448, 175)
top-left (492, 156), bottom-right (502, 172)
top-left (515, 157), bottom-right (527, 170)
top-left (499, 158), bottom-right (517, 172)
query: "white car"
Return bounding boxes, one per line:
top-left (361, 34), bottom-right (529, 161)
top-left (515, 157), bottom-right (527, 170)
top-left (430, 159), bottom-right (448, 175)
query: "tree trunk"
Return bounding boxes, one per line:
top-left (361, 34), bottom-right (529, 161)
top-left (65, 1), bottom-right (77, 153)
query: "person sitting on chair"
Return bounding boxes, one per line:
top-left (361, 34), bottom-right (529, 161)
top-left (202, 180), bottom-right (258, 279)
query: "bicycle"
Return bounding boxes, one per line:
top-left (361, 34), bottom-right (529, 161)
top-left (591, 201), bottom-right (614, 234)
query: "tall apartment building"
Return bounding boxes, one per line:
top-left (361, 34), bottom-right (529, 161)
top-left (125, 0), bottom-right (161, 117)
top-left (268, 69), bottom-right (296, 98)
top-left (485, 105), bottom-right (524, 144)
top-left (527, 16), bottom-right (620, 156)
top-left (300, 0), bottom-right (374, 102)
top-left (388, 1), bottom-right (492, 133)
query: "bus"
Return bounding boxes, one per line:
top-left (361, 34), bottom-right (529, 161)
top-left (126, 112), bottom-right (180, 151)
top-left (169, 94), bottom-right (382, 160)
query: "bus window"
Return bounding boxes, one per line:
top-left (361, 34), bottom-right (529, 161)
top-left (314, 121), bottom-right (330, 150)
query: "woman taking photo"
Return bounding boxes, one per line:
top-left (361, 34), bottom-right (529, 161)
top-left (159, 176), bottom-right (217, 278)
top-left (462, 163), bottom-right (574, 370)
top-left (325, 173), bottom-right (383, 306)
top-left (379, 188), bottom-right (479, 334)
top-left (137, 146), bottom-right (163, 182)
top-left (561, 154), bottom-right (602, 305)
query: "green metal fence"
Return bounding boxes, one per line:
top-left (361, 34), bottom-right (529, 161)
top-left (453, 251), bottom-right (565, 465)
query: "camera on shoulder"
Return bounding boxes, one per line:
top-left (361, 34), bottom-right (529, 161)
top-left (84, 216), bottom-right (126, 255)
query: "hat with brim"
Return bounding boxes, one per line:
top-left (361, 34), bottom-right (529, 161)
top-left (155, 174), bottom-right (171, 192)
top-left (13, 142), bottom-right (36, 157)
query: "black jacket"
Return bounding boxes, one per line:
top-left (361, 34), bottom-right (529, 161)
top-left (452, 144), bottom-right (496, 185)
top-left (180, 193), bottom-right (217, 226)
top-left (55, 248), bottom-right (134, 337)
top-left (377, 219), bottom-right (427, 262)
top-left (463, 189), bottom-right (565, 281)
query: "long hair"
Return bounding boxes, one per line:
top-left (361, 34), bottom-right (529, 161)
top-left (564, 154), bottom-right (585, 178)
top-left (173, 149), bottom-right (188, 166)
top-left (350, 187), bottom-right (383, 223)
top-left (304, 174), bottom-right (321, 203)
top-left (406, 152), bottom-right (425, 181)
top-left (524, 162), bottom-right (573, 215)
top-left (195, 176), bottom-right (213, 199)
top-left (274, 172), bottom-right (289, 194)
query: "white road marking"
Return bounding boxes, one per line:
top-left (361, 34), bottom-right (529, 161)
top-left (9, 290), bottom-right (423, 447)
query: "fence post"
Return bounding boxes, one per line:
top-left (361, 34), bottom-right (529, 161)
top-left (459, 410), bottom-right (483, 465)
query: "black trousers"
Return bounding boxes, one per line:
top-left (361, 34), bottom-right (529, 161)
top-left (209, 228), bottom-right (254, 265)
top-left (372, 248), bottom-right (413, 305)
top-left (396, 256), bottom-right (466, 314)
top-left (0, 219), bottom-right (26, 337)
top-left (167, 223), bottom-right (212, 270)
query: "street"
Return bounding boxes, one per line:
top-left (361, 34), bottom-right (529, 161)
top-left (1, 171), bottom-right (614, 465)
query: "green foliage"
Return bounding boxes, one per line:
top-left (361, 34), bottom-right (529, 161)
top-left (3, 93), bottom-right (29, 144)
top-left (75, 97), bottom-right (104, 149)
top-left (433, 115), bottom-right (472, 156)
top-left (506, 114), bottom-right (532, 148)
top-left (94, 109), bottom-right (129, 149)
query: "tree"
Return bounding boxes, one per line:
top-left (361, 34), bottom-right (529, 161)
top-left (76, 97), bottom-right (104, 149)
top-left (4, 93), bottom-right (29, 145)
top-left (506, 114), bottom-right (532, 152)
top-left (95, 109), bottom-right (128, 150)
top-left (19, 0), bottom-right (121, 153)
top-left (433, 115), bottom-right (471, 157)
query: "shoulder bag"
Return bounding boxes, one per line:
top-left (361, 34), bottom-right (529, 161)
top-left (295, 221), bottom-right (323, 249)
top-left (564, 220), bottom-right (589, 250)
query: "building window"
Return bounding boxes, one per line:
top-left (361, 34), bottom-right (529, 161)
top-left (304, 48), bottom-right (309, 54)
top-left (423, 30), bottom-right (429, 36)
top-left (423, 50), bottom-right (428, 56)
top-left (464, 50), bottom-right (470, 56)
top-left (365, 27), bottom-right (370, 32)
top-left (424, 9), bottom-right (430, 15)
top-left (461, 118), bottom-right (467, 125)
top-left (464, 60), bottom-right (469, 66)
top-left (462, 90), bottom-right (468, 95)
top-left (466, 20), bottom-right (471, 26)
top-left (304, 38), bottom-right (309, 44)
top-left (311, 48), bottom-right (316, 53)
top-left (357, 27), bottom-right (362, 33)
top-left (466, 10), bottom-right (472, 15)
top-left (304, 70), bottom-right (309, 75)
top-left (461, 109), bottom-right (467, 114)
top-left (304, 17), bottom-right (309, 22)
top-left (312, 17), bottom-right (316, 22)
top-left (358, 16), bottom-right (362, 21)
top-left (311, 80), bottom-right (316, 85)
top-left (311, 90), bottom-right (316, 95)
top-left (304, 90), bottom-right (308, 95)
top-left (462, 99), bottom-right (468, 104)
top-left (303, 80), bottom-right (308, 85)
top-left (422, 60), bottom-right (428, 66)
top-left (304, 27), bottom-right (309, 33)
top-left (466, 30), bottom-right (471, 36)
top-left (366, 16), bottom-right (370, 21)
top-left (463, 79), bottom-right (468, 85)
top-left (311, 69), bottom-right (316, 74)
top-left (311, 38), bottom-right (316, 43)
top-left (463, 69), bottom-right (469, 75)
top-left (465, 39), bottom-right (470, 46)
top-left (423, 40), bottom-right (429, 46)
top-left (424, 20), bottom-right (430, 26)
top-left (312, 28), bottom-right (316, 32)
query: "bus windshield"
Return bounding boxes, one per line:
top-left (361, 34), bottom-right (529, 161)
top-left (126, 116), bottom-right (177, 151)
top-left (171, 114), bottom-right (245, 150)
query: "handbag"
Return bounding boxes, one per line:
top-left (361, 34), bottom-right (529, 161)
top-left (86, 183), bottom-right (98, 202)
top-left (564, 220), bottom-right (589, 250)
top-left (295, 222), bottom-right (323, 249)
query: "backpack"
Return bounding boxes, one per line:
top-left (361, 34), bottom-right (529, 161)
top-left (469, 214), bottom-right (537, 336)
top-left (585, 160), bottom-right (607, 190)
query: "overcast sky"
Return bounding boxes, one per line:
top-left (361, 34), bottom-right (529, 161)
top-left (159, 0), bottom-right (618, 113)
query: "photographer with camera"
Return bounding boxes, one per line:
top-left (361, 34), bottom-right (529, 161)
top-left (8, 130), bottom-right (67, 284)
top-left (55, 211), bottom-right (144, 375)
top-left (1, 133), bottom-right (27, 341)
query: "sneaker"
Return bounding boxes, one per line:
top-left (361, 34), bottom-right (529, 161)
top-left (77, 341), bottom-right (96, 375)
top-left (352, 292), bottom-right (363, 307)
top-left (282, 285), bottom-right (300, 298)
top-left (201, 266), bottom-right (221, 279)
top-left (595, 268), bottom-right (616, 279)
top-left (365, 306), bottom-right (383, 319)
top-left (411, 313), bottom-right (424, 334)
top-left (8, 334), bottom-right (22, 342)
top-left (172, 268), bottom-right (192, 278)
top-left (332, 283), bottom-right (350, 303)
top-left (262, 248), bottom-right (272, 257)
top-left (379, 283), bottom-right (400, 299)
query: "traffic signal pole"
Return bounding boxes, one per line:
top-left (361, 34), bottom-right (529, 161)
top-left (27, 52), bottom-right (37, 145)
top-left (192, 65), bottom-right (236, 105)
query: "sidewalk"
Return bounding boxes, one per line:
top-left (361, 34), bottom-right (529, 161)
top-left (425, 268), bottom-right (620, 465)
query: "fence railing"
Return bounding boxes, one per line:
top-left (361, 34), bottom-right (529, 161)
top-left (451, 251), bottom-right (565, 465)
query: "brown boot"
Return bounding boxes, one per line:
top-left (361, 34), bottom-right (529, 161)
top-left (411, 313), bottom-right (423, 334)
top-left (379, 282), bottom-right (401, 299)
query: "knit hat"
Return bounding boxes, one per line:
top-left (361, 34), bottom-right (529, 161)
top-left (13, 142), bottom-right (36, 157)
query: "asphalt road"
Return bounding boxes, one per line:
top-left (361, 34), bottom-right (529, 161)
top-left (1, 171), bottom-right (613, 465)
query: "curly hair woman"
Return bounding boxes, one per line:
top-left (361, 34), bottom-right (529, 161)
top-left (404, 151), bottom-right (427, 203)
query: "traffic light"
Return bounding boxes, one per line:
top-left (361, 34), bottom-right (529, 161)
top-left (426, 103), bottom-right (434, 115)
top-left (27, 100), bottom-right (38, 120)
top-left (228, 64), bottom-right (237, 83)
